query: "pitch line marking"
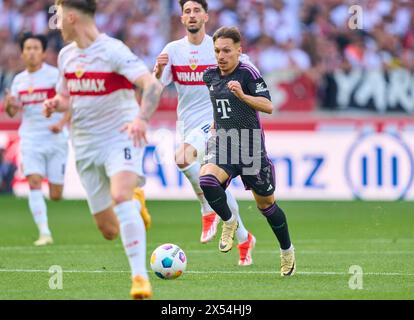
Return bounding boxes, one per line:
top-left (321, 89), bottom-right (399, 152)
top-left (1, 248), bottom-right (413, 255)
top-left (0, 269), bottom-right (413, 277)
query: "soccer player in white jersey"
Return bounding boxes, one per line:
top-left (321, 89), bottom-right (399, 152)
top-left (4, 33), bottom-right (70, 247)
top-left (153, 0), bottom-right (256, 266)
top-left (43, 0), bottom-right (163, 300)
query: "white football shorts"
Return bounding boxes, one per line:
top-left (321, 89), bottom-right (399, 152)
top-left (21, 141), bottom-right (68, 185)
top-left (76, 140), bottom-right (145, 215)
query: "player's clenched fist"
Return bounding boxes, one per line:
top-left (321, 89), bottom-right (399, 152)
top-left (43, 97), bottom-right (59, 118)
top-left (228, 80), bottom-right (244, 100)
top-left (153, 53), bottom-right (169, 79)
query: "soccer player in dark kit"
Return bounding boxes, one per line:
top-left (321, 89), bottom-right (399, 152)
top-left (200, 27), bottom-right (296, 276)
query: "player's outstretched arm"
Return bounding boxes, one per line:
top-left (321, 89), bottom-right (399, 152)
top-left (228, 81), bottom-right (273, 114)
top-left (3, 89), bottom-right (22, 118)
top-left (43, 94), bottom-right (70, 118)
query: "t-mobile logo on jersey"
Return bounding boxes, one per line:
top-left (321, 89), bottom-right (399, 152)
top-left (216, 99), bottom-right (232, 119)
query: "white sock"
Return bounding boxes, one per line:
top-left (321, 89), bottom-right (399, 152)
top-left (180, 161), bottom-right (214, 215)
top-left (225, 189), bottom-right (249, 243)
top-left (281, 244), bottom-right (295, 254)
top-left (114, 201), bottom-right (147, 279)
top-left (224, 213), bottom-right (236, 225)
top-left (28, 190), bottom-right (51, 236)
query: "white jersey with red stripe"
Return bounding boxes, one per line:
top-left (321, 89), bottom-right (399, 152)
top-left (160, 35), bottom-right (215, 137)
top-left (160, 34), bottom-right (256, 138)
top-left (10, 63), bottom-right (67, 148)
top-left (56, 34), bottom-right (149, 160)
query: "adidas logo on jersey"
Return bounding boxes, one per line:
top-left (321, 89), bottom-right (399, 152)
top-left (256, 82), bottom-right (268, 93)
top-left (67, 79), bottom-right (106, 93)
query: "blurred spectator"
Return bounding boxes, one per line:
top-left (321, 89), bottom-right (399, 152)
top-left (0, 0), bottom-right (413, 111)
top-left (0, 145), bottom-right (16, 194)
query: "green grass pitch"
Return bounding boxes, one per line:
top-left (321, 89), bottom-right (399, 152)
top-left (0, 196), bottom-right (413, 300)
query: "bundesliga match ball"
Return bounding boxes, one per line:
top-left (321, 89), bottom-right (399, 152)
top-left (150, 244), bottom-right (187, 280)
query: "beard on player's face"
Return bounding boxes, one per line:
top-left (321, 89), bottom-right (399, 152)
top-left (187, 26), bottom-right (201, 34)
top-left (186, 20), bottom-right (203, 34)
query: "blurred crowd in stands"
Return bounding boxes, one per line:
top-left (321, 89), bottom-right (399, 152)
top-left (1, 0), bottom-right (413, 101)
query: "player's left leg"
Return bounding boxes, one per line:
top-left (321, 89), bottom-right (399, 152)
top-left (22, 148), bottom-right (53, 246)
top-left (110, 171), bottom-right (151, 299)
top-left (252, 191), bottom-right (295, 277)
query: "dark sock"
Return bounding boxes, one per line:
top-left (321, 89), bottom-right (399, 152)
top-left (199, 175), bottom-right (233, 221)
top-left (260, 203), bottom-right (292, 250)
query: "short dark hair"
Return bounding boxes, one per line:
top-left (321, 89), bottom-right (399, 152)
top-left (56, 0), bottom-right (97, 16)
top-left (179, 0), bottom-right (208, 12)
top-left (20, 33), bottom-right (48, 52)
top-left (213, 27), bottom-right (241, 44)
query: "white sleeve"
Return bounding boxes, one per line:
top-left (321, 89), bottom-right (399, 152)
top-left (10, 77), bottom-right (19, 98)
top-left (159, 44), bottom-right (173, 87)
top-left (112, 42), bottom-right (149, 83)
top-left (56, 54), bottom-right (69, 97)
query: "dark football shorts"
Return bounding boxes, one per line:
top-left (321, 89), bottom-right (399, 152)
top-left (205, 155), bottom-right (276, 197)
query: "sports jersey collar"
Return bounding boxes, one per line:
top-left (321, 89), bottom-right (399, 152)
top-left (185, 34), bottom-right (209, 47)
top-left (26, 63), bottom-right (45, 75)
top-left (220, 62), bottom-right (242, 79)
top-left (75, 33), bottom-right (106, 51)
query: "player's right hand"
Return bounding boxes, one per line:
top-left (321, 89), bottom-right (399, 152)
top-left (121, 117), bottom-right (149, 148)
top-left (43, 98), bottom-right (59, 118)
top-left (4, 89), bottom-right (22, 110)
top-left (153, 53), bottom-right (169, 79)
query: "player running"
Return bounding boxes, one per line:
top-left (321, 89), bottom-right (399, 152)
top-left (153, 0), bottom-right (256, 266)
top-left (43, 0), bottom-right (163, 299)
top-left (200, 27), bottom-right (296, 276)
top-left (4, 33), bottom-right (70, 247)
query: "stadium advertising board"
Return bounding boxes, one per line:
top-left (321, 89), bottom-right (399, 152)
top-left (4, 128), bottom-right (414, 201)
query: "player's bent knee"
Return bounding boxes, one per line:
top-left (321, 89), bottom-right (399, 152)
top-left (257, 199), bottom-right (276, 210)
top-left (175, 144), bottom-right (197, 169)
top-left (175, 153), bottom-right (195, 169)
top-left (176, 159), bottom-right (192, 170)
top-left (98, 224), bottom-right (119, 240)
top-left (28, 175), bottom-right (43, 190)
top-left (199, 164), bottom-right (215, 176)
top-left (112, 194), bottom-right (132, 205)
top-left (49, 188), bottom-right (63, 201)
